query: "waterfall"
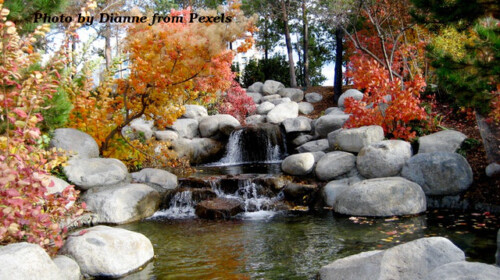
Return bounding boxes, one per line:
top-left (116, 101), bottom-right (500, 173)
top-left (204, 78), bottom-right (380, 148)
top-left (151, 191), bottom-right (196, 219)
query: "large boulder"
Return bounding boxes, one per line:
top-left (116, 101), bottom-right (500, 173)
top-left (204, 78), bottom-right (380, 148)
top-left (401, 152), bottom-right (473, 195)
top-left (64, 158), bottom-right (129, 190)
top-left (125, 118), bottom-right (154, 140)
top-left (195, 197), bottom-right (243, 219)
top-left (247, 82), bottom-right (264, 93)
top-left (319, 237), bottom-right (465, 280)
top-left (154, 130), bottom-right (179, 142)
top-left (283, 116), bottom-right (312, 133)
top-left (170, 118), bottom-right (199, 139)
top-left (327, 125), bottom-right (385, 153)
top-left (267, 102), bottom-right (299, 124)
top-left (298, 102), bottom-right (314, 114)
top-left (182, 104), bottom-right (208, 120)
top-left (356, 140), bottom-right (412, 178)
top-left (257, 101), bottom-right (275, 115)
top-left (261, 94), bottom-right (281, 103)
top-left (315, 151), bottom-right (356, 181)
top-left (305, 92), bottom-right (323, 103)
top-left (53, 255), bottom-right (81, 280)
top-left (246, 92), bottom-right (263, 104)
top-left (262, 80), bottom-right (285, 95)
top-left (60, 226), bottom-right (154, 278)
top-left (82, 183), bottom-right (160, 224)
top-left (334, 177), bottom-right (426, 216)
top-left (270, 97), bottom-right (291, 106)
top-left (293, 134), bottom-right (315, 146)
top-left (314, 114), bottom-right (350, 137)
top-left (297, 139), bottom-right (330, 153)
top-left (199, 114), bottom-right (240, 137)
top-left (322, 177), bottom-right (362, 207)
top-left (0, 242), bottom-right (65, 280)
top-left (49, 128), bottom-right (99, 158)
top-left (338, 89), bottom-right (364, 110)
top-left (418, 130), bottom-right (467, 154)
top-left (325, 107), bottom-right (345, 115)
top-left (281, 153), bottom-right (315, 176)
top-left (172, 138), bottom-right (224, 164)
top-left (245, 114), bottom-right (266, 125)
top-left (131, 168), bottom-right (177, 192)
top-left (278, 88), bottom-right (304, 102)
top-left (426, 261), bottom-right (500, 280)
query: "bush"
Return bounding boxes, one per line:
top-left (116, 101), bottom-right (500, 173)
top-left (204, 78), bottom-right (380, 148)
top-left (242, 55), bottom-right (291, 87)
top-left (218, 81), bottom-right (257, 123)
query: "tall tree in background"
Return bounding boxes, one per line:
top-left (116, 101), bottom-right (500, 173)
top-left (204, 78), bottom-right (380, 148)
top-left (4, 0), bottom-right (67, 34)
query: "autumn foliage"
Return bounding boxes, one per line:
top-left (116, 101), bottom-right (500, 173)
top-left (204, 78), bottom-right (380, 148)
top-left (218, 81), bottom-right (256, 123)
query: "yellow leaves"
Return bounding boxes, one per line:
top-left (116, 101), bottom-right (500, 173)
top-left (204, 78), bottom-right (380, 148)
top-left (432, 26), bottom-right (476, 60)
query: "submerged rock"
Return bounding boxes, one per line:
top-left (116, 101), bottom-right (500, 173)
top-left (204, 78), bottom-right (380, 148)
top-left (195, 197), bottom-right (244, 219)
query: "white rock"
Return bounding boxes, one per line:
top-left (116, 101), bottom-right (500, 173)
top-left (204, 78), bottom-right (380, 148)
top-left (418, 130), bottom-right (467, 154)
top-left (356, 140), bottom-right (412, 178)
top-left (131, 168), bottom-right (177, 192)
top-left (282, 116), bottom-right (312, 133)
top-left (199, 114), bottom-right (240, 137)
top-left (297, 139), bottom-right (330, 153)
top-left (245, 114), bottom-right (266, 125)
top-left (247, 82), bottom-right (264, 93)
top-left (49, 128), bottom-right (99, 159)
top-left (182, 104), bottom-right (208, 120)
top-left (154, 130), bottom-right (179, 142)
top-left (267, 102), bottom-right (299, 124)
top-left (328, 125), bottom-right (385, 153)
top-left (262, 80), bottom-right (285, 95)
top-left (298, 102), bottom-right (314, 114)
top-left (64, 158), bottom-right (129, 190)
top-left (322, 177), bottom-right (362, 207)
top-left (261, 94), bottom-right (281, 103)
top-left (257, 101), bottom-right (275, 115)
top-left (277, 88), bottom-right (304, 102)
top-left (246, 92), bottom-right (263, 104)
top-left (338, 89), bottom-right (364, 110)
top-left (486, 162), bottom-right (500, 177)
top-left (270, 97), bottom-right (291, 105)
top-left (315, 151), bottom-right (356, 181)
top-left (305, 92), bottom-right (323, 103)
top-left (281, 153), bottom-right (315, 175)
top-left (426, 261), bottom-right (500, 280)
top-left (129, 118), bottom-right (154, 140)
top-left (53, 255), bottom-right (81, 280)
top-left (170, 118), bottom-right (199, 139)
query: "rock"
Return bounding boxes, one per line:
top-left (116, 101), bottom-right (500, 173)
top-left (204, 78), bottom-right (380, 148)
top-left (315, 151), bottom-right (356, 181)
top-left (338, 89), bottom-right (364, 110)
top-left (356, 140), bottom-right (412, 178)
top-left (486, 162), bottom-right (500, 177)
top-left (325, 107), bottom-right (344, 115)
top-left (267, 102), bottom-right (299, 124)
top-left (257, 101), bottom-right (275, 115)
top-left (64, 158), bottom-right (129, 190)
top-left (83, 183), bottom-right (160, 224)
top-left (319, 250), bottom-right (385, 280)
top-left (312, 151), bottom-right (326, 163)
top-left (154, 130), bottom-right (179, 142)
top-left (131, 168), bottom-right (177, 192)
top-left (281, 153), bottom-right (315, 175)
top-left (245, 114), bottom-right (266, 125)
top-left (60, 226), bottom-right (154, 278)
top-left (262, 80), bottom-right (285, 95)
top-left (292, 134), bottom-right (315, 146)
top-left (297, 139), bottom-right (330, 153)
top-left (171, 138), bottom-right (224, 164)
top-left (283, 116), bottom-right (312, 133)
top-left (401, 152), bottom-right (473, 195)
top-left (182, 104), bottom-right (208, 120)
top-left (327, 125), bottom-right (385, 153)
top-left (195, 197), bottom-right (243, 219)
top-left (334, 177), bottom-right (426, 216)
top-left (314, 114), bottom-right (350, 137)
top-left (53, 255), bottom-right (81, 280)
top-left (277, 88), bottom-right (304, 102)
top-left (283, 183), bottom-right (318, 205)
top-left (49, 128), bottom-right (99, 158)
top-left (426, 261), bottom-right (500, 280)
top-left (0, 242), bottom-right (65, 280)
top-left (199, 114), bottom-right (240, 138)
top-left (261, 94), bottom-right (281, 103)
top-left (46, 176), bottom-right (71, 195)
top-left (248, 82), bottom-right (264, 93)
top-left (322, 177), bottom-right (362, 207)
top-left (246, 92), bottom-right (262, 104)
top-left (298, 102), bottom-right (314, 114)
top-left (270, 97), bottom-right (291, 106)
top-left (418, 130), bottom-right (467, 154)
top-left (128, 118), bottom-right (154, 140)
top-left (305, 92), bottom-right (323, 103)
top-left (170, 118), bottom-right (199, 139)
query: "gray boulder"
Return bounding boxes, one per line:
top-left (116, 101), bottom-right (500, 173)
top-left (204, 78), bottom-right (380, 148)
top-left (127, 118), bottom-right (154, 140)
top-left (131, 168), bottom-right (177, 192)
top-left (357, 140), bottom-right (412, 178)
top-left (172, 138), bottom-right (224, 164)
top-left (261, 94), bottom-right (281, 103)
top-left (262, 80), bottom-right (285, 95)
top-left (418, 130), bottom-right (467, 154)
top-left (199, 114), bottom-right (240, 137)
top-left (53, 255), bottom-right (81, 280)
top-left (247, 82), bottom-right (264, 93)
top-left (245, 114), bottom-right (266, 125)
top-left (338, 89), bottom-right (364, 110)
top-left (293, 134), bottom-right (315, 146)
top-left (60, 226), bottom-right (154, 278)
top-left (325, 107), bottom-right (345, 115)
top-left (154, 130), bottom-right (179, 142)
top-left (170, 118), bottom-right (199, 139)
top-left (257, 101), bottom-right (275, 115)
top-left (334, 177), bottom-right (426, 216)
top-left (486, 162), bottom-right (500, 178)
top-left (0, 242), bottom-right (65, 280)
top-left (281, 153), bottom-right (315, 176)
top-left (46, 175), bottom-right (71, 195)
top-left (314, 114), bottom-right (350, 137)
top-left (283, 116), bottom-right (312, 133)
top-left (82, 183), bottom-right (160, 224)
top-left (305, 92), bottom-right (323, 103)
top-left (278, 88), bottom-right (304, 102)
top-left (182, 104), bottom-right (208, 120)
top-left (322, 177), bottom-right (362, 207)
top-left (401, 152), bottom-right (473, 195)
top-left (246, 92), bottom-right (263, 104)
top-left (270, 97), bottom-right (291, 106)
top-left (297, 139), bottom-right (330, 153)
top-left (312, 151), bottom-right (326, 163)
top-left (328, 125), bottom-right (385, 153)
top-left (315, 151), bottom-right (356, 181)
top-left (298, 102), bottom-right (314, 114)
top-left (49, 128), bottom-right (99, 158)
top-left (267, 102), bottom-right (299, 124)
top-left (426, 261), bottom-right (500, 280)
top-left (64, 158), bottom-right (129, 190)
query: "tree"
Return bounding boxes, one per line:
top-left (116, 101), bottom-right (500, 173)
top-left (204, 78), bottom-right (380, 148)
top-left (4, 0), bottom-right (67, 34)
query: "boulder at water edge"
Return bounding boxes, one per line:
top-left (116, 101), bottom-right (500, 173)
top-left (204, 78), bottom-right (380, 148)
top-left (278, 88), bottom-right (304, 102)
top-left (199, 114), bottom-right (240, 138)
top-left (283, 116), bottom-right (312, 133)
top-left (64, 158), bottom-right (129, 190)
top-left (334, 177), bottom-right (426, 216)
top-left (418, 129), bottom-right (466, 154)
top-left (282, 153), bottom-right (315, 175)
top-left (426, 261), bottom-right (500, 280)
top-left (0, 242), bottom-right (65, 280)
top-left (314, 114), bottom-right (350, 137)
top-left (356, 140), bottom-right (412, 178)
top-left (322, 177), bottom-right (363, 207)
top-left (82, 184), bottom-right (160, 224)
top-left (246, 114), bottom-right (266, 125)
top-left (170, 118), bottom-right (199, 139)
top-left (172, 137), bottom-right (224, 164)
top-left (305, 92), bottom-right (323, 103)
top-left (60, 226), bottom-right (154, 278)
top-left (338, 89), bottom-right (364, 110)
top-left (297, 139), bottom-right (330, 153)
top-left (318, 237), bottom-right (465, 280)
top-left (195, 197), bottom-right (244, 219)
top-left (53, 255), bottom-right (81, 280)
top-left (315, 151), bottom-right (356, 181)
top-left (247, 81), bottom-right (264, 93)
top-left (267, 102), bottom-right (299, 124)
top-left (283, 183), bottom-right (318, 205)
top-left (401, 152), bottom-right (473, 195)
top-left (262, 80), bottom-right (285, 95)
top-left (182, 104), bottom-right (208, 120)
top-left (298, 102), bottom-right (314, 114)
top-left (327, 125), bottom-right (384, 153)
top-left (49, 128), bottom-right (99, 158)
top-left (131, 168), bottom-right (178, 192)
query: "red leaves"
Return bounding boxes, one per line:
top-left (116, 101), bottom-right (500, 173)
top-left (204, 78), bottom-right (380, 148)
top-left (218, 81), bottom-right (256, 124)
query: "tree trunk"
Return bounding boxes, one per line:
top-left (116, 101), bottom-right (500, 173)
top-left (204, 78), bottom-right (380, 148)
top-left (302, 0), bottom-right (310, 88)
top-left (281, 0), bottom-right (297, 87)
top-left (334, 28), bottom-right (344, 102)
top-left (104, 22), bottom-right (112, 70)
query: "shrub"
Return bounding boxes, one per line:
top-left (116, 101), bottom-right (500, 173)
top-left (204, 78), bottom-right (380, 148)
top-left (218, 81), bottom-right (257, 124)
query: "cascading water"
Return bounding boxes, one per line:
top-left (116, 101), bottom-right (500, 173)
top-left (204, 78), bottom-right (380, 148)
top-left (151, 191), bottom-right (196, 219)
